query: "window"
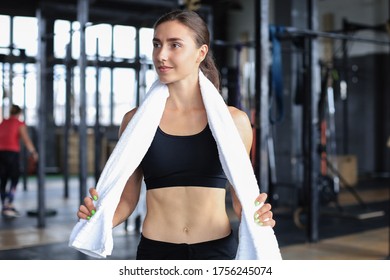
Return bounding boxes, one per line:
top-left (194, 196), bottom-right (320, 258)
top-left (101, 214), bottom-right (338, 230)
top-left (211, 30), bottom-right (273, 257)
top-left (13, 16), bottom-right (38, 57)
top-left (113, 25), bottom-right (136, 59)
top-left (1, 16), bottom-right (155, 127)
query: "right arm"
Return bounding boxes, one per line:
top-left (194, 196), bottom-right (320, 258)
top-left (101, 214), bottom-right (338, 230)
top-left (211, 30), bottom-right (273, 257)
top-left (77, 108), bottom-right (143, 227)
top-left (19, 125), bottom-right (38, 161)
top-left (112, 107), bottom-right (143, 227)
top-left (112, 165), bottom-right (143, 227)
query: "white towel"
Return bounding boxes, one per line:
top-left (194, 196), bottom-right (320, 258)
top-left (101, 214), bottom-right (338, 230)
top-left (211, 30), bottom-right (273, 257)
top-left (68, 71), bottom-right (282, 260)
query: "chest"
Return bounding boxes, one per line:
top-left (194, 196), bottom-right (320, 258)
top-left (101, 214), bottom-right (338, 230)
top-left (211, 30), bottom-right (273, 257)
top-left (159, 108), bottom-right (207, 136)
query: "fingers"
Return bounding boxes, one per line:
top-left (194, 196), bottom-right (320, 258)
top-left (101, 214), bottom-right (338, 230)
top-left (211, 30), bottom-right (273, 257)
top-left (254, 203), bottom-right (275, 227)
top-left (89, 187), bottom-right (99, 201)
top-left (254, 193), bottom-right (267, 206)
top-left (254, 193), bottom-right (276, 228)
top-left (33, 153), bottom-right (39, 162)
top-left (77, 204), bottom-right (92, 220)
top-left (77, 188), bottom-right (98, 220)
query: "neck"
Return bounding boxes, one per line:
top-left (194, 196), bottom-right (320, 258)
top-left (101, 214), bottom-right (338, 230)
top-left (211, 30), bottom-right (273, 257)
top-left (166, 77), bottom-right (203, 111)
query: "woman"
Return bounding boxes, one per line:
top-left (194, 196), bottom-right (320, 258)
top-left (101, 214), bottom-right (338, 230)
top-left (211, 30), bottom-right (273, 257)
top-left (77, 10), bottom-right (275, 260)
top-left (0, 104), bottom-right (38, 218)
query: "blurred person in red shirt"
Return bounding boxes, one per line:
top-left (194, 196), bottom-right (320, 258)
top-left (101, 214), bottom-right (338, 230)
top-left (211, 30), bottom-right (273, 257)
top-left (0, 104), bottom-right (38, 218)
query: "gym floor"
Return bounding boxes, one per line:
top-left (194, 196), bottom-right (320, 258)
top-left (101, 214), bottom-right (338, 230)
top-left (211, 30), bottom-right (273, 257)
top-left (0, 175), bottom-right (388, 260)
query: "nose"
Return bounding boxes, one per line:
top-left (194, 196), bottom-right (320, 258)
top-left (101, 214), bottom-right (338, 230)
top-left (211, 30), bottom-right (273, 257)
top-left (154, 45), bottom-right (168, 62)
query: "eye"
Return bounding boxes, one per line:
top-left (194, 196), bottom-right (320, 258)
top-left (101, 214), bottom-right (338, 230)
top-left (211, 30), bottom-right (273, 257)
top-left (172, 42), bottom-right (181, 48)
top-left (153, 42), bottom-right (161, 48)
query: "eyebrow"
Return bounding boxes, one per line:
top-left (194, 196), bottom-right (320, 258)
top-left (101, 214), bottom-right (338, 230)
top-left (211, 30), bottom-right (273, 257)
top-left (152, 37), bottom-right (185, 43)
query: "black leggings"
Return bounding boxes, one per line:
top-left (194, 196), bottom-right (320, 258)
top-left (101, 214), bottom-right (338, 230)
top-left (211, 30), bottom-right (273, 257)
top-left (136, 231), bottom-right (238, 260)
top-left (0, 151), bottom-right (20, 206)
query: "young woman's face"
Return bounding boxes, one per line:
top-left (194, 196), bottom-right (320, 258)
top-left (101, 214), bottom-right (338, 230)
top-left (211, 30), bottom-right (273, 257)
top-left (152, 20), bottom-right (207, 85)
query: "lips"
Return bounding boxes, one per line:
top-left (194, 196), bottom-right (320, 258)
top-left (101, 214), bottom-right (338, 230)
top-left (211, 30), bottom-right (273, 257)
top-left (157, 66), bottom-right (173, 73)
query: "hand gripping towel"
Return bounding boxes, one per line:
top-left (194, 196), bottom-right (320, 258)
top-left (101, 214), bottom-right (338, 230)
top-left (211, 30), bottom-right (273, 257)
top-left (69, 71), bottom-right (282, 260)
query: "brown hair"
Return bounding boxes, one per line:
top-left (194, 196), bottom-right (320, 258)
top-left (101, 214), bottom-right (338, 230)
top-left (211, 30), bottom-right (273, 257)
top-left (10, 104), bottom-right (22, 116)
top-left (154, 10), bottom-right (220, 90)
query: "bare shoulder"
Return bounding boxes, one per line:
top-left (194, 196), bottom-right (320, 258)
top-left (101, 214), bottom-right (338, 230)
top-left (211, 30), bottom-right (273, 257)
top-left (228, 106), bottom-right (253, 152)
top-left (228, 106), bottom-right (251, 131)
top-left (119, 107), bottom-right (138, 137)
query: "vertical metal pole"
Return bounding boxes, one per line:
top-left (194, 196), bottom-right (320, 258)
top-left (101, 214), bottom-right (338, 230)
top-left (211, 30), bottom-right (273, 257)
top-left (305, 0), bottom-right (320, 243)
top-left (78, 0), bottom-right (89, 205)
top-left (94, 38), bottom-right (101, 184)
top-left (387, 0), bottom-right (390, 260)
top-left (8, 63), bottom-right (13, 106)
top-left (9, 16), bottom-right (14, 106)
top-left (22, 58), bottom-right (28, 192)
top-left (135, 28), bottom-right (140, 107)
top-left (110, 25), bottom-right (114, 126)
top-left (255, 0), bottom-right (270, 193)
top-left (36, 8), bottom-right (46, 228)
top-left (341, 19), bottom-right (349, 155)
top-left (44, 19), bottom-right (56, 172)
top-left (64, 42), bottom-right (72, 199)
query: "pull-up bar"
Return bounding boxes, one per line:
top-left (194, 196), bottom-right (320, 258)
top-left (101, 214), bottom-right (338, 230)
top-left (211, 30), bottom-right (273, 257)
top-left (341, 18), bottom-right (390, 34)
top-left (278, 26), bottom-right (390, 45)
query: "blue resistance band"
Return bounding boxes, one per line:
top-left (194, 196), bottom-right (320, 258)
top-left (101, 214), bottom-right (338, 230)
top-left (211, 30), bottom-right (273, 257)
top-left (269, 25), bottom-right (285, 124)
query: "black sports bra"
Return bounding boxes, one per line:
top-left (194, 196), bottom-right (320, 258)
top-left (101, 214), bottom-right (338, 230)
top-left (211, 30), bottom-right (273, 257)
top-left (140, 124), bottom-right (227, 190)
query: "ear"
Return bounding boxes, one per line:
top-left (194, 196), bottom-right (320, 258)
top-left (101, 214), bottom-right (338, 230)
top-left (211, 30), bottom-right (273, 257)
top-left (197, 44), bottom-right (208, 63)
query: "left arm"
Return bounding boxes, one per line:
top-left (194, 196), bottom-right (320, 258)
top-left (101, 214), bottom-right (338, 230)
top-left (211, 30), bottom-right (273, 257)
top-left (228, 106), bottom-right (275, 228)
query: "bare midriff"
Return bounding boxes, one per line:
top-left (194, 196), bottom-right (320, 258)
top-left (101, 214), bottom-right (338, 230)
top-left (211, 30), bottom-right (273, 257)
top-left (141, 186), bottom-right (232, 244)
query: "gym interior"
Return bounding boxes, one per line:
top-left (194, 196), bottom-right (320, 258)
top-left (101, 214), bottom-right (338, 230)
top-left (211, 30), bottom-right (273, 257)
top-left (0, 0), bottom-right (389, 261)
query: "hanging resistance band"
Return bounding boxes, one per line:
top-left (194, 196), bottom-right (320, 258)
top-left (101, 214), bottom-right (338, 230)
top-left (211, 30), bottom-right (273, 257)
top-left (269, 25), bottom-right (285, 124)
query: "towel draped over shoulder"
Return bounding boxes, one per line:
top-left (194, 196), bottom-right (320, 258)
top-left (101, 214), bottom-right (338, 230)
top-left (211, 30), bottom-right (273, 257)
top-left (68, 71), bottom-right (282, 260)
